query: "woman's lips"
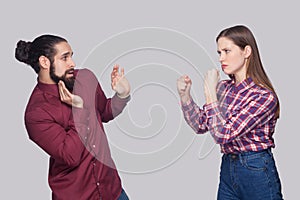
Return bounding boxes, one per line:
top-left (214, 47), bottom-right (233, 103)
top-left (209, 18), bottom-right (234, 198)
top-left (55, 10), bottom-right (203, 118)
top-left (221, 64), bottom-right (228, 69)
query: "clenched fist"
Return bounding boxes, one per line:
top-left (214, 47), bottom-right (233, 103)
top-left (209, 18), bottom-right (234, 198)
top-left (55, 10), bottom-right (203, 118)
top-left (177, 75), bottom-right (192, 104)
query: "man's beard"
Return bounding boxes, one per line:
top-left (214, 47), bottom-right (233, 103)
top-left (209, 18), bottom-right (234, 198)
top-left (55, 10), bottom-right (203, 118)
top-left (50, 64), bottom-right (75, 91)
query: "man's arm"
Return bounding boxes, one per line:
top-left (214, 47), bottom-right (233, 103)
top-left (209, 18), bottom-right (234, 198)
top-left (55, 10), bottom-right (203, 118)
top-left (95, 84), bottom-right (130, 122)
top-left (73, 67), bottom-right (130, 123)
top-left (25, 105), bottom-right (89, 167)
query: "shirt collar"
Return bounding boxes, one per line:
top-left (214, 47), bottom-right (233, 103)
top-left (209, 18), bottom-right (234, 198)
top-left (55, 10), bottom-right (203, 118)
top-left (36, 69), bottom-right (79, 98)
top-left (37, 80), bottom-right (60, 97)
top-left (233, 77), bottom-right (255, 94)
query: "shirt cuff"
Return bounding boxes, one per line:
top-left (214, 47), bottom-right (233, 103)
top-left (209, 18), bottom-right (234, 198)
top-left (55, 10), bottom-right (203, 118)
top-left (181, 98), bottom-right (194, 110)
top-left (111, 93), bottom-right (131, 117)
top-left (112, 93), bottom-right (131, 103)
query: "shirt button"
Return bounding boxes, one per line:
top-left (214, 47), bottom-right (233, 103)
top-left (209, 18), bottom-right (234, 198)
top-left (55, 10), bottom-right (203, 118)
top-left (96, 182), bottom-right (100, 186)
top-left (87, 127), bottom-right (90, 131)
top-left (93, 145), bottom-right (96, 148)
top-left (84, 136), bottom-right (87, 140)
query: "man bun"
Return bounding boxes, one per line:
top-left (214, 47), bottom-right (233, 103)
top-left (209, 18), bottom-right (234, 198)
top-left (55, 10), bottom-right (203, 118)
top-left (15, 40), bottom-right (32, 65)
top-left (15, 34), bottom-right (67, 74)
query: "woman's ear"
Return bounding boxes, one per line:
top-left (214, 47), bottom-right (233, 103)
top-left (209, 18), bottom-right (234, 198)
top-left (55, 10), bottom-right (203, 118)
top-left (244, 45), bottom-right (252, 59)
top-left (39, 56), bottom-right (51, 70)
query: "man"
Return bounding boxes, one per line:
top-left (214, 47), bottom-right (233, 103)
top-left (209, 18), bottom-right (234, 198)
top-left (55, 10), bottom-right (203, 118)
top-left (15, 34), bottom-right (131, 200)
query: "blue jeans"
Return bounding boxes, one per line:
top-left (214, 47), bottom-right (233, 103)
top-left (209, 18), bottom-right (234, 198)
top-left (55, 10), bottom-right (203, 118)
top-left (217, 149), bottom-right (283, 200)
top-left (117, 188), bottom-right (129, 200)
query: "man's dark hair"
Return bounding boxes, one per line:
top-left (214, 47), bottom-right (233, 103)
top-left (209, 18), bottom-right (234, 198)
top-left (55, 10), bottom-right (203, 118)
top-left (15, 35), bottom-right (67, 73)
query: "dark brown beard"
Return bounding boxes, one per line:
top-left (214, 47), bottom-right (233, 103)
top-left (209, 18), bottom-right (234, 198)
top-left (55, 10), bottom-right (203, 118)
top-left (50, 64), bottom-right (75, 91)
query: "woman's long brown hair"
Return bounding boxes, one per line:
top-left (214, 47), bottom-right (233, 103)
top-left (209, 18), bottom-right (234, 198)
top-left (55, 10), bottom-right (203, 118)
top-left (216, 25), bottom-right (280, 119)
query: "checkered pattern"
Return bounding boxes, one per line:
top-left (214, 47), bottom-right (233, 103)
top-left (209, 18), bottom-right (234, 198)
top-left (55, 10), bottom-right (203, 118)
top-left (182, 77), bottom-right (278, 154)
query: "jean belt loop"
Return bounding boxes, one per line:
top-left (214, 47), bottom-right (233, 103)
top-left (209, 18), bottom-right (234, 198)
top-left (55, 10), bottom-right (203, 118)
top-left (237, 153), bottom-right (244, 166)
top-left (238, 153), bottom-right (243, 163)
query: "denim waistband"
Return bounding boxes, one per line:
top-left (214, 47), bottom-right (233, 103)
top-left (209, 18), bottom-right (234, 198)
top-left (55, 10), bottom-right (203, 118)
top-left (224, 148), bottom-right (272, 160)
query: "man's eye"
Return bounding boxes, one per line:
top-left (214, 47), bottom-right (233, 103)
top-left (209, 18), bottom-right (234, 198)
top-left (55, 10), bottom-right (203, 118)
top-left (62, 56), bottom-right (67, 61)
top-left (225, 50), bottom-right (230, 53)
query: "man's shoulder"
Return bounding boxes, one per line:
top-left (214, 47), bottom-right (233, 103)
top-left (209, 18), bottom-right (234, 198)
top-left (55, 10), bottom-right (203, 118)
top-left (74, 68), bottom-right (100, 90)
top-left (75, 68), bottom-right (96, 79)
top-left (26, 89), bottom-right (61, 120)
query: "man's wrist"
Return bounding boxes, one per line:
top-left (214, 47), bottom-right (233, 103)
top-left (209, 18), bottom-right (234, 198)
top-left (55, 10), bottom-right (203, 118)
top-left (116, 92), bottom-right (130, 99)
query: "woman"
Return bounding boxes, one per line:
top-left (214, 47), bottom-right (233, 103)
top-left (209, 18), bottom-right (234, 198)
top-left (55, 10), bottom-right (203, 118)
top-left (177, 25), bottom-right (283, 199)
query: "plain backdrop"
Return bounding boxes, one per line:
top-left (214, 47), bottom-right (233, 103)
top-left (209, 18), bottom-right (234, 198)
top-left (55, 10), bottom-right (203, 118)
top-left (1, 1), bottom-right (299, 199)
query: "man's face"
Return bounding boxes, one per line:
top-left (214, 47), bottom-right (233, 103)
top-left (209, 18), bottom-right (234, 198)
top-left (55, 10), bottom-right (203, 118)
top-left (50, 42), bottom-right (75, 91)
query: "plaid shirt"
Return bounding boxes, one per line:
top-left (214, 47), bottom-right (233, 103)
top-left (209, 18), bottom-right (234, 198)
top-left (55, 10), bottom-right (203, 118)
top-left (182, 77), bottom-right (278, 154)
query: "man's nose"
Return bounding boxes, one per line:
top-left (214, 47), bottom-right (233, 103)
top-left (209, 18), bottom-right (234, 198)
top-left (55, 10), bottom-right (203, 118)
top-left (69, 58), bottom-right (75, 68)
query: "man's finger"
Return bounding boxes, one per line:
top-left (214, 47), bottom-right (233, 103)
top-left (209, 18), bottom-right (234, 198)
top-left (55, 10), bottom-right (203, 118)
top-left (59, 80), bottom-right (73, 100)
top-left (58, 81), bottom-right (65, 99)
top-left (113, 64), bottom-right (119, 72)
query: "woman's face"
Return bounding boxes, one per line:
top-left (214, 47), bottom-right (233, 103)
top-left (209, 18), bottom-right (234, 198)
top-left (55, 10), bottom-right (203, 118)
top-left (217, 37), bottom-right (249, 82)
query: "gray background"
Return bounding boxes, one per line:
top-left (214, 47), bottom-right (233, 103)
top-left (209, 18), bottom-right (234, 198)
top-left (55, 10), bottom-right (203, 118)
top-left (1, 0), bottom-right (299, 199)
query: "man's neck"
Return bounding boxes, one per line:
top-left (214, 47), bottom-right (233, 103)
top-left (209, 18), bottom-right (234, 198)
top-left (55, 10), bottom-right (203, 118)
top-left (38, 74), bottom-right (56, 85)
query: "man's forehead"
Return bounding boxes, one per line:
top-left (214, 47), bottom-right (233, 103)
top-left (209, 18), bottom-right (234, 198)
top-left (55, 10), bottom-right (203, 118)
top-left (55, 42), bottom-right (72, 55)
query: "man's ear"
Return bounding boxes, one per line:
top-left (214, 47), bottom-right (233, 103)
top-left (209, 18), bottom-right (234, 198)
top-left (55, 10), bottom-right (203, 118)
top-left (244, 45), bottom-right (252, 59)
top-left (39, 56), bottom-right (51, 70)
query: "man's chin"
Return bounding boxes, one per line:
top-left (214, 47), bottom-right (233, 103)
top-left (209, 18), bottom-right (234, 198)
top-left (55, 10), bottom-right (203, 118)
top-left (50, 71), bottom-right (74, 91)
top-left (64, 78), bottom-right (75, 91)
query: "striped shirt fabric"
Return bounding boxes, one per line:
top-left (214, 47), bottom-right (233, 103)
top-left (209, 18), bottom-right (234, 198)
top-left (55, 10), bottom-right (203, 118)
top-left (181, 77), bottom-right (278, 154)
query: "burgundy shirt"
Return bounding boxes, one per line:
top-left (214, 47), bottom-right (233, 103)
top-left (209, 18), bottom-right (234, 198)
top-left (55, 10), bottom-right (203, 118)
top-left (25, 68), bottom-right (130, 200)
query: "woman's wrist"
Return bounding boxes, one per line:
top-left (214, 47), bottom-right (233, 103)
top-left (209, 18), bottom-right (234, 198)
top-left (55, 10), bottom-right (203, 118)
top-left (205, 94), bottom-right (217, 104)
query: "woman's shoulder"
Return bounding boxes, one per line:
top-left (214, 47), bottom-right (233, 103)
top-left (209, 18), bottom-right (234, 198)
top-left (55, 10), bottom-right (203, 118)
top-left (249, 84), bottom-right (278, 106)
top-left (219, 79), bottom-right (232, 86)
top-left (217, 79), bottom-right (232, 92)
top-left (252, 83), bottom-right (274, 96)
